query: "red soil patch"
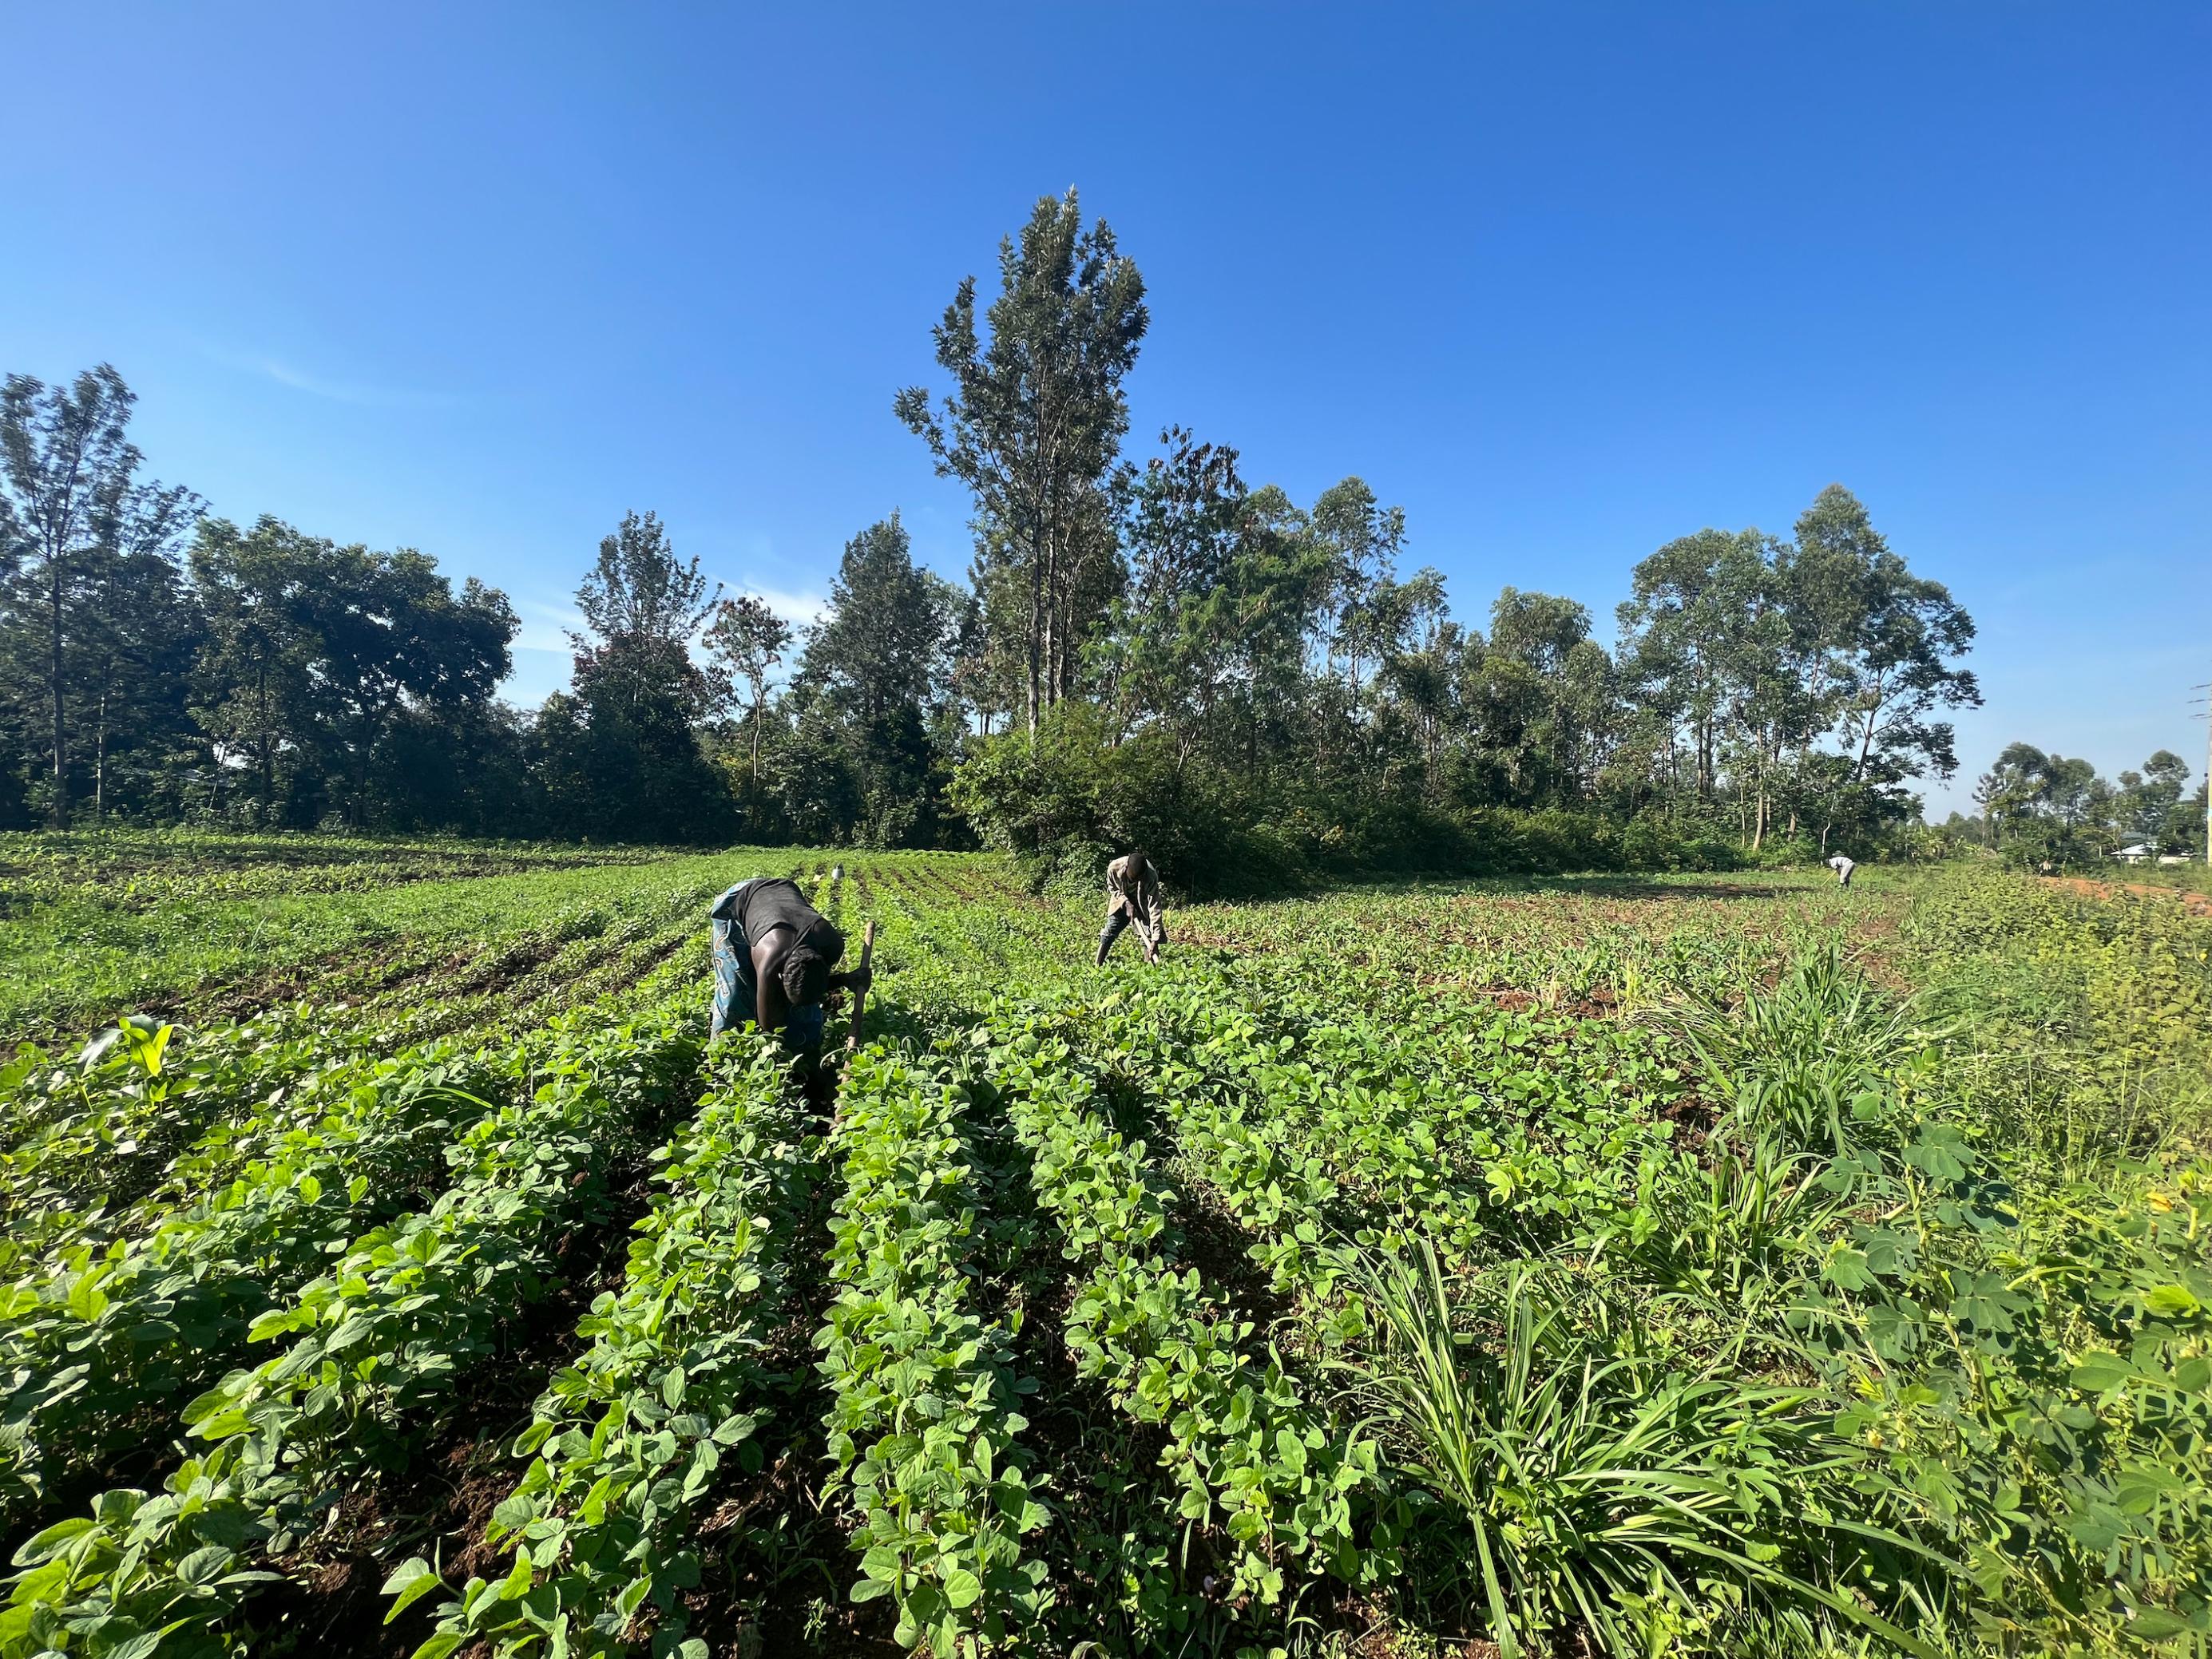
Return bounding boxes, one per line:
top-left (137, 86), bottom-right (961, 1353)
top-left (2048, 875), bottom-right (2212, 918)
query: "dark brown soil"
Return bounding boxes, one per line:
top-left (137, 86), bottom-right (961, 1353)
top-left (1170, 1183), bottom-right (1297, 1335)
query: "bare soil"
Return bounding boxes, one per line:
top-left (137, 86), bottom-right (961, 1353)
top-left (2048, 874), bottom-right (2212, 917)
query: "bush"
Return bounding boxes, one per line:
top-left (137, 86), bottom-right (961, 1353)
top-left (949, 711), bottom-right (1753, 893)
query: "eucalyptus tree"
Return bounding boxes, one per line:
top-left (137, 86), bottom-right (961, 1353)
top-left (704, 593), bottom-right (792, 795)
top-left (1617, 528), bottom-right (1769, 802)
top-left (895, 189), bottom-right (1148, 737)
top-left (0, 366), bottom-right (200, 825)
top-left (784, 514), bottom-right (962, 846)
top-left (1787, 484), bottom-right (1979, 795)
top-left (1104, 426), bottom-right (1249, 746)
top-left (1309, 476), bottom-right (1407, 705)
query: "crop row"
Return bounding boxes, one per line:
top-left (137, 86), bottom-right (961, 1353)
top-left (0, 1008), bottom-right (704, 1659)
top-left (406, 1032), bottom-right (819, 1659)
top-left (1073, 971), bottom-right (1691, 1284)
top-left (965, 1015), bottom-right (1389, 1616)
top-left (0, 1012), bottom-right (385, 1273)
top-left (0, 1033), bottom-right (521, 1534)
top-left (815, 1047), bottom-right (1049, 1657)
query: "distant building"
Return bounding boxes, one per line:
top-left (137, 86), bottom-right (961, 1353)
top-left (2113, 843), bottom-right (2155, 865)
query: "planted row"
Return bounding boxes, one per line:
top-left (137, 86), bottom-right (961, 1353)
top-left (0, 1012), bottom-right (376, 1273)
top-left (0, 1008), bottom-right (704, 1659)
top-left (816, 1047), bottom-right (1049, 1657)
top-left (969, 1016), bottom-right (1391, 1613)
top-left (0, 1035), bottom-right (518, 1534)
top-left (406, 1033), bottom-right (819, 1659)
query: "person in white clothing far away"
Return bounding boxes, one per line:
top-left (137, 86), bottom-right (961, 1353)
top-left (1826, 853), bottom-right (1856, 888)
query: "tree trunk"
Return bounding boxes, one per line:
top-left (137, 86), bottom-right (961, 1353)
top-left (46, 562), bottom-right (69, 829)
top-left (94, 674), bottom-right (110, 822)
top-left (1025, 550), bottom-right (1044, 741)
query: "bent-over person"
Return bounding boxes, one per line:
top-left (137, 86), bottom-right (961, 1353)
top-left (708, 877), bottom-right (870, 1048)
top-left (1096, 850), bottom-right (1165, 966)
top-left (1826, 853), bottom-right (1856, 889)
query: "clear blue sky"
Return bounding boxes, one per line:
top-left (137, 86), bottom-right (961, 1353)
top-left (5, 3), bottom-right (2206, 814)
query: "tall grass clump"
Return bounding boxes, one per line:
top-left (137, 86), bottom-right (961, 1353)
top-left (1656, 944), bottom-right (1936, 1156)
top-left (1341, 1244), bottom-right (1946, 1659)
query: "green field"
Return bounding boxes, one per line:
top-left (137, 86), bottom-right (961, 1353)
top-left (0, 836), bottom-right (2206, 1657)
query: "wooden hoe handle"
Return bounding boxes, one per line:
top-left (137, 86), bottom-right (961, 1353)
top-left (845, 920), bottom-right (877, 1054)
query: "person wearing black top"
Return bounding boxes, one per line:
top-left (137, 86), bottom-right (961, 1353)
top-left (708, 877), bottom-right (870, 1047)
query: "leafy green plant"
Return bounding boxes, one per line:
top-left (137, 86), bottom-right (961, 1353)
top-left (0, 1008), bottom-right (703, 1658)
top-left (815, 1047), bottom-right (1050, 1657)
top-left (402, 1034), bottom-right (817, 1659)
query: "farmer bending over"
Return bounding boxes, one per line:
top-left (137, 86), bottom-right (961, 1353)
top-left (1826, 853), bottom-right (1856, 889)
top-left (1096, 850), bottom-right (1166, 966)
top-left (708, 877), bottom-right (870, 1048)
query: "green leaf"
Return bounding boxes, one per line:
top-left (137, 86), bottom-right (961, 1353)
top-left (2144, 1283), bottom-right (2204, 1320)
top-left (941, 1566), bottom-right (982, 1610)
top-left (176, 1546), bottom-right (236, 1586)
top-left (2070, 1352), bottom-right (2138, 1392)
top-left (383, 1556), bottom-right (446, 1623)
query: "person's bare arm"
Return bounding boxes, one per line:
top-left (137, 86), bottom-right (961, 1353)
top-left (751, 924), bottom-right (793, 1031)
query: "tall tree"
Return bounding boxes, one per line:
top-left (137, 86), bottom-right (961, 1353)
top-left (799, 514), bottom-right (953, 726)
top-left (569, 509), bottom-right (719, 717)
top-left (1309, 477), bottom-right (1407, 705)
top-left (1788, 484), bottom-right (1979, 793)
top-left (189, 517), bottom-right (323, 819)
top-left (1105, 426), bottom-right (1250, 744)
top-left (75, 541), bottom-right (202, 819)
top-left (704, 594), bottom-right (792, 798)
top-left (1617, 528), bottom-right (1770, 802)
top-left (2115, 750), bottom-right (2190, 845)
top-left (895, 189), bottom-right (1148, 736)
top-left (548, 511), bottom-right (729, 843)
top-left (299, 546), bottom-right (517, 826)
top-left (785, 514), bottom-right (961, 846)
top-left (1461, 589), bottom-right (1617, 806)
top-left (0, 366), bottom-right (200, 825)
top-left (189, 516), bottom-right (517, 827)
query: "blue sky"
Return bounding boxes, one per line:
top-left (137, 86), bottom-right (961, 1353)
top-left (4, 3), bottom-right (2206, 815)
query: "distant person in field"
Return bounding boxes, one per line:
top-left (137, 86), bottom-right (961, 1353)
top-left (1827, 853), bottom-right (1856, 889)
top-left (708, 877), bottom-right (870, 1048)
top-left (1096, 851), bottom-right (1165, 966)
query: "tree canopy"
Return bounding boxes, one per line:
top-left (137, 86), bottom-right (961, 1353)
top-left (1, 198), bottom-right (2090, 881)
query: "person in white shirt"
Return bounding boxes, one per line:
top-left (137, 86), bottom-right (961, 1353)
top-left (1826, 853), bottom-right (1856, 888)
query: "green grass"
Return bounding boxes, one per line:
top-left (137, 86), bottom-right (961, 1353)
top-left (0, 830), bottom-right (796, 1044)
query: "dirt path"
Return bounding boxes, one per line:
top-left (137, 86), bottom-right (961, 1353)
top-left (2047, 874), bottom-right (2212, 917)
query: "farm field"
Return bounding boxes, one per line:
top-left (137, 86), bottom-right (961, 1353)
top-left (0, 839), bottom-right (2206, 1658)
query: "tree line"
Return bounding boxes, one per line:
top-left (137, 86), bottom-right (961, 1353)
top-left (1936, 742), bottom-right (2206, 869)
top-left (3, 192), bottom-right (2027, 881)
